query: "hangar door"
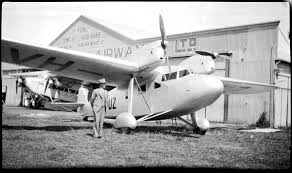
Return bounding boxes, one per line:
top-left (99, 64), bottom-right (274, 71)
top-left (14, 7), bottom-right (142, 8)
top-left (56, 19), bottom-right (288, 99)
top-left (274, 73), bottom-right (291, 128)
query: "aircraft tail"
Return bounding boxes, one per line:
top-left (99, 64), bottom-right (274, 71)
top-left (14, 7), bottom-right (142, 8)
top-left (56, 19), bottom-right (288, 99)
top-left (76, 86), bottom-right (94, 118)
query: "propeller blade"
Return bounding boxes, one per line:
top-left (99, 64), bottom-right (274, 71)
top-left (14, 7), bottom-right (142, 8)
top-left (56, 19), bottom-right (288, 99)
top-left (195, 51), bottom-right (213, 56)
top-left (196, 50), bottom-right (232, 60)
top-left (159, 14), bottom-right (166, 49)
top-left (195, 51), bottom-right (216, 59)
top-left (218, 52), bottom-right (232, 56)
top-left (159, 14), bottom-right (171, 77)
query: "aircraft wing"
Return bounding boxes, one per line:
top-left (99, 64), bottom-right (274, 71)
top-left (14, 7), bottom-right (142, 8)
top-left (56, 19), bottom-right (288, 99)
top-left (8, 70), bottom-right (54, 78)
top-left (1, 38), bottom-right (139, 88)
top-left (43, 102), bottom-right (84, 112)
top-left (214, 76), bottom-right (278, 94)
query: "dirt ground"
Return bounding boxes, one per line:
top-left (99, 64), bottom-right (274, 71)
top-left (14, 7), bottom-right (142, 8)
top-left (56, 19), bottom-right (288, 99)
top-left (1, 105), bottom-right (290, 169)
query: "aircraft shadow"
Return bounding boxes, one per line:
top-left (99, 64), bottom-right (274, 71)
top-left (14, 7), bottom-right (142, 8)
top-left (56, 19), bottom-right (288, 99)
top-left (2, 123), bottom-right (200, 138)
top-left (131, 125), bottom-right (200, 138)
top-left (1, 124), bottom-right (92, 132)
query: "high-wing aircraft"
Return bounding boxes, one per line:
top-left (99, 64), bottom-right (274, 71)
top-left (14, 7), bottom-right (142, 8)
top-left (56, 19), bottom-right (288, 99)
top-left (9, 70), bottom-right (97, 111)
top-left (1, 15), bottom-right (277, 135)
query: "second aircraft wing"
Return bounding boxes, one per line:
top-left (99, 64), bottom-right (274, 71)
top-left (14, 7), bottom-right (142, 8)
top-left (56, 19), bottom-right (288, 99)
top-left (213, 76), bottom-right (278, 94)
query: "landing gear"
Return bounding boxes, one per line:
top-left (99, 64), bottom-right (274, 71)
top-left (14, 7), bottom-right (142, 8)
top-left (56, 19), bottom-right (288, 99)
top-left (177, 112), bottom-right (210, 135)
top-left (118, 127), bottom-right (131, 134)
top-left (193, 127), bottom-right (207, 135)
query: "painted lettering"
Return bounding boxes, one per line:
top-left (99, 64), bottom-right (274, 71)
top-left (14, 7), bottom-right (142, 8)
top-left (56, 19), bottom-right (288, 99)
top-left (125, 46), bottom-right (132, 57)
top-left (114, 47), bottom-right (123, 58)
top-left (175, 38), bottom-right (197, 53)
top-left (96, 46), bottom-right (132, 58)
top-left (106, 49), bottom-right (113, 57)
top-left (81, 32), bottom-right (103, 41)
top-left (96, 50), bottom-right (102, 55)
top-left (77, 27), bottom-right (87, 33)
top-left (180, 39), bottom-right (187, 47)
top-left (108, 97), bottom-right (117, 110)
top-left (63, 37), bottom-right (74, 44)
top-left (189, 37), bottom-right (196, 47)
top-left (10, 48), bottom-right (44, 63)
top-left (175, 40), bottom-right (185, 52)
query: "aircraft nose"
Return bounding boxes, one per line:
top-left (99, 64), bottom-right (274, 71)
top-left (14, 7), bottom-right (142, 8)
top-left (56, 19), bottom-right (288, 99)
top-left (203, 76), bottom-right (224, 97)
top-left (190, 75), bottom-right (224, 102)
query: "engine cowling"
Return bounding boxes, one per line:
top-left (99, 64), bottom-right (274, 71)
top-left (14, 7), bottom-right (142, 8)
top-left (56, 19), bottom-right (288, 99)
top-left (113, 112), bottom-right (137, 129)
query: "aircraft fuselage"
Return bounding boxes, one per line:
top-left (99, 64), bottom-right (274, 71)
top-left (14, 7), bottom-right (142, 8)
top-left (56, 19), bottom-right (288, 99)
top-left (105, 71), bottom-right (224, 120)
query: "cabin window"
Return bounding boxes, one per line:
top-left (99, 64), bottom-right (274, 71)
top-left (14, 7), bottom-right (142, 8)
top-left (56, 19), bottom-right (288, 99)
top-left (169, 72), bottom-right (177, 80)
top-left (154, 82), bottom-right (161, 89)
top-left (162, 74), bottom-right (168, 81)
top-left (162, 72), bottom-right (178, 81)
top-left (139, 84), bottom-right (146, 92)
top-left (179, 69), bottom-right (190, 78)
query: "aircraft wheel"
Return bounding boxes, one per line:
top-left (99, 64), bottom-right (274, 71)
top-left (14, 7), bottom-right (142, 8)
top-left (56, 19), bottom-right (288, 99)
top-left (119, 127), bottom-right (131, 134)
top-left (193, 127), bottom-right (207, 135)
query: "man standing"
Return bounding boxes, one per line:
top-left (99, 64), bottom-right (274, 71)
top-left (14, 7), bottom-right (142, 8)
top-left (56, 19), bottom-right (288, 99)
top-left (89, 79), bottom-right (108, 138)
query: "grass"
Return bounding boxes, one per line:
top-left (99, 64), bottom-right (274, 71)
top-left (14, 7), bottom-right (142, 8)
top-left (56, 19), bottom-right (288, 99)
top-left (2, 106), bottom-right (291, 169)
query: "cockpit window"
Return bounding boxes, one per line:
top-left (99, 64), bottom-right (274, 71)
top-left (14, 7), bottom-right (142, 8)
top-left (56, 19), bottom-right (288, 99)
top-left (162, 72), bottom-right (177, 81)
top-left (169, 72), bottom-right (177, 80)
top-left (179, 69), bottom-right (190, 78)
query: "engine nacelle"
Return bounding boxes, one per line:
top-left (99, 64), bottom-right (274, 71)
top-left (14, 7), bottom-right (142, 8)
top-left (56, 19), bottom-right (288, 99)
top-left (179, 55), bottom-right (215, 75)
top-left (114, 112), bottom-right (137, 129)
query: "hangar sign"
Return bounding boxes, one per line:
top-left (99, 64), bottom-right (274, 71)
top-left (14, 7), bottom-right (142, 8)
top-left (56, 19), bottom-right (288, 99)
top-left (51, 20), bottom-right (139, 59)
top-left (51, 16), bottom-right (197, 59)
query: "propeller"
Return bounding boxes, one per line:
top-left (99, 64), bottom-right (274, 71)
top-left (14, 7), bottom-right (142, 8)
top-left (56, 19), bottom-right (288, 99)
top-left (159, 14), bottom-right (171, 77)
top-left (195, 50), bottom-right (232, 60)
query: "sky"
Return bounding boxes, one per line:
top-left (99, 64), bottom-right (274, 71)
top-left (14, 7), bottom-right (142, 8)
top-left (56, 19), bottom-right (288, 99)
top-left (1, 2), bottom-right (290, 58)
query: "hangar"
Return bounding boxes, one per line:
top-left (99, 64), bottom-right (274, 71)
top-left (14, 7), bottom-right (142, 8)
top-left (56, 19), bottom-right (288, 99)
top-left (2, 15), bottom-right (290, 127)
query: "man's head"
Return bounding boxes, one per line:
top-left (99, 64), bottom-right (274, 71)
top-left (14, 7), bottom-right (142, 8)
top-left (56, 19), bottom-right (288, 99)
top-left (99, 83), bottom-right (106, 89)
top-left (98, 79), bottom-right (106, 89)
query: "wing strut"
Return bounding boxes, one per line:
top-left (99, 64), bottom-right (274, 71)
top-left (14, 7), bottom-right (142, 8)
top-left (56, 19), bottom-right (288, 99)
top-left (137, 110), bottom-right (171, 122)
top-left (133, 77), bottom-right (152, 113)
top-left (128, 77), bottom-right (134, 114)
top-left (128, 76), bottom-right (152, 115)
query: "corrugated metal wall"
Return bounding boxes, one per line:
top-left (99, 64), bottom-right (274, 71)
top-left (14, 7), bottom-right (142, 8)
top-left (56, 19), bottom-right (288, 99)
top-left (227, 26), bottom-right (278, 125)
top-left (274, 73), bottom-right (291, 127)
top-left (2, 75), bottom-right (22, 106)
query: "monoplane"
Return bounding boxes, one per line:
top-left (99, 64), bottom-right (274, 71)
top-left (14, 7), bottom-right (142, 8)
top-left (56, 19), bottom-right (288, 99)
top-left (1, 15), bottom-right (277, 135)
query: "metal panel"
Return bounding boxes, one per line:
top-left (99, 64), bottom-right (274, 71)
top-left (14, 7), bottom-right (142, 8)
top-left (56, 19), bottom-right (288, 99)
top-left (227, 26), bottom-right (278, 124)
top-left (274, 74), bottom-right (291, 127)
top-left (2, 76), bottom-right (22, 106)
